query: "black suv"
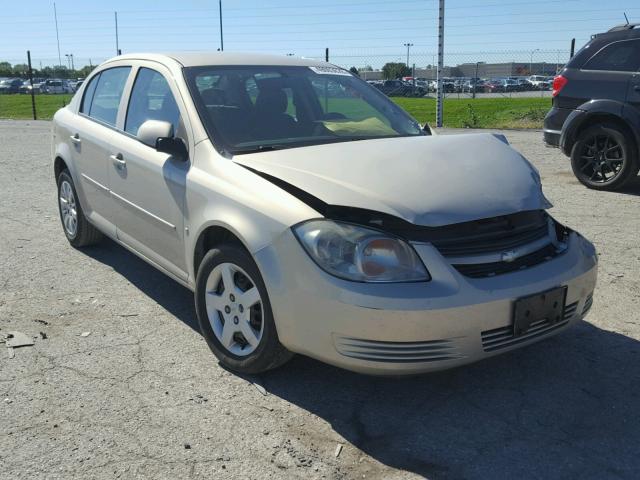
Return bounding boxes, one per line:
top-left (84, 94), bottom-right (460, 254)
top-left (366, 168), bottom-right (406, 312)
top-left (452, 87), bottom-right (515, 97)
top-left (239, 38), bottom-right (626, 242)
top-left (544, 24), bottom-right (640, 190)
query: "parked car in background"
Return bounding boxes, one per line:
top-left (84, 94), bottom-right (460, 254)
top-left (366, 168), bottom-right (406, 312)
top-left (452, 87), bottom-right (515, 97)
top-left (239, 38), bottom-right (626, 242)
top-left (528, 75), bottom-right (551, 90)
top-left (484, 79), bottom-right (518, 93)
top-left (544, 23), bottom-right (640, 190)
top-left (52, 52), bottom-right (597, 375)
top-left (374, 79), bottom-right (426, 97)
top-left (0, 78), bottom-right (24, 94)
top-left (41, 79), bottom-right (72, 94)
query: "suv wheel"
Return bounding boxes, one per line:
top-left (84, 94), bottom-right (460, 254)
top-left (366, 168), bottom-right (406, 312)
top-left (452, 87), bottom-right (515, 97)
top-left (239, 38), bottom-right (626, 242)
top-left (570, 123), bottom-right (639, 190)
top-left (195, 245), bottom-right (293, 374)
top-left (56, 169), bottom-right (103, 247)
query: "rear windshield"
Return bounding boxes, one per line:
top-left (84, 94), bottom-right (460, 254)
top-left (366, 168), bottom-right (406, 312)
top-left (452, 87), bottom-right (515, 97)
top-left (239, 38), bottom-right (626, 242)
top-left (184, 65), bottom-right (424, 154)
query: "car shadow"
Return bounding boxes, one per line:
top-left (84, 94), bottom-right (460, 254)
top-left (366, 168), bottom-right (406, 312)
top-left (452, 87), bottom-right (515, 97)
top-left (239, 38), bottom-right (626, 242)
top-left (82, 237), bottom-right (199, 332)
top-left (618, 176), bottom-right (640, 196)
top-left (83, 238), bottom-right (639, 479)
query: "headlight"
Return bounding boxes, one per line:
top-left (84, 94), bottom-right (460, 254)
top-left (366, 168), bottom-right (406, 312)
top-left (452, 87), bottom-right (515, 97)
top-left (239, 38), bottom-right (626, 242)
top-left (293, 220), bottom-right (430, 283)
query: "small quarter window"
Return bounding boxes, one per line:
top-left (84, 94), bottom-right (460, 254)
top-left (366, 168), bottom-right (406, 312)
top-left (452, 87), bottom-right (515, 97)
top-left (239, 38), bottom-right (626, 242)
top-left (80, 74), bottom-right (100, 114)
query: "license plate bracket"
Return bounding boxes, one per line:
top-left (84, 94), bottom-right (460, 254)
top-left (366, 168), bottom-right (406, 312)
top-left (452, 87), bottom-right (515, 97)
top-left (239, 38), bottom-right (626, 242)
top-left (513, 287), bottom-right (567, 337)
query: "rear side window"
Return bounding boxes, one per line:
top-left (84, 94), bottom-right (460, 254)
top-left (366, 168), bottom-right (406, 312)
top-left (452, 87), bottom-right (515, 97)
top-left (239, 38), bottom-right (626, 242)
top-left (85, 67), bottom-right (131, 126)
top-left (583, 39), bottom-right (640, 72)
top-left (125, 68), bottom-right (180, 136)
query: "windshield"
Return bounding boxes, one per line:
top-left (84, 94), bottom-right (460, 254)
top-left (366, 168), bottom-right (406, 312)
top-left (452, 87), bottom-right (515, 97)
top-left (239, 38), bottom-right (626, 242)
top-left (184, 65), bottom-right (424, 154)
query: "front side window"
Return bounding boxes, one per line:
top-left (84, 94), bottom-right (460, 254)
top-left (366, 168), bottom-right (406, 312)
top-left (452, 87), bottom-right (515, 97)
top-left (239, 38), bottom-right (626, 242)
top-left (125, 68), bottom-right (181, 136)
top-left (184, 65), bottom-right (424, 154)
top-left (583, 39), bottom-right (640, 72)
top-left (86, 67), bottom-right (131, 126)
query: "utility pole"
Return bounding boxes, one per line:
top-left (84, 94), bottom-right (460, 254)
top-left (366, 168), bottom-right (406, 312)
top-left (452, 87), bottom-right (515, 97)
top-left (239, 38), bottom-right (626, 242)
top-left (436, 0), bottom-right (445, 128)
top-left (53, 2), bottom-right (62, 69)
top-left (27, 51), bottom-right (37, 120)
top-left (472, 62), bottom-right (479, 99)
top-left (529, 48), bottom-right (539, 75)
top-left (219, 0), bottom-right (224, 51)
top-left (115, 12), bottom-right (120, 55)
top-left (404, 42), bottom-right (413, 67)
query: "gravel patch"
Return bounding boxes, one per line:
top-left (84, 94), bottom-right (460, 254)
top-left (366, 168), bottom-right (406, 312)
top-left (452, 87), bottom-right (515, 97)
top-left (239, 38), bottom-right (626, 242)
top-left (1, 120), bottom-right (639, 479)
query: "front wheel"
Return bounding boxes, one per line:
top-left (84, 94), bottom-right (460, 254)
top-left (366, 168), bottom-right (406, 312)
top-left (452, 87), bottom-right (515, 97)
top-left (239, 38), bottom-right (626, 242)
top-left (195, 245), bottom-right (293, 374)
top-left (570, 123), bottom-right (639, 190)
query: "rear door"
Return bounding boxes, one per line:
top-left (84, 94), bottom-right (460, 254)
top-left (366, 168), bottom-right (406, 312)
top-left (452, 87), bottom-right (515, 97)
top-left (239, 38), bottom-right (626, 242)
top-left (622, 40), bottom-right (640, 114)
top-left (107, 64), bottom-right (190, 280)
top-left (71, 66), bottom-right (131, 235)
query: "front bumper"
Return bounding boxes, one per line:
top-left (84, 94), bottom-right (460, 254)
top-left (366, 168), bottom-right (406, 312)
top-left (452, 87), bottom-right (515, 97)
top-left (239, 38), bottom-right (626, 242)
top-left (255, 230), bottom-right (597, 375)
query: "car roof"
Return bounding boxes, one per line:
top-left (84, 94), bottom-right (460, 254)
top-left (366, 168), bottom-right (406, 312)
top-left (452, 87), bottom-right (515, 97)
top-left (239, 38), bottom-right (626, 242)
top-left (105, 52), bottom-right (333, 68)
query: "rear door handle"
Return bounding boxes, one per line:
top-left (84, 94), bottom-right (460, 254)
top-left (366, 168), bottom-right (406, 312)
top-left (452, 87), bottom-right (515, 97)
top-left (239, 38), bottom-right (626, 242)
top-left (70, 133), bottom-right (81, 144)
top-left (110, 153), bottom-right (126, 169)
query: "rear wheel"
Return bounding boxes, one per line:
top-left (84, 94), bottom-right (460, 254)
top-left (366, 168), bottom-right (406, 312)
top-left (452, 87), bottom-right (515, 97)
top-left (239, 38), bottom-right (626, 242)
top-left (570, 123), bottom-right (639, 190)
top-left (56, 169), bottom-right (102, 247)
top-left (195, 245), bottom-right (292, 374)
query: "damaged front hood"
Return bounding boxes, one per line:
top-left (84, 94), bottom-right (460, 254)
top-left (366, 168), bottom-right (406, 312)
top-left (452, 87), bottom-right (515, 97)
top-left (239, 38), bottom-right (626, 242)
top-left (233, 133), bottom-right (550, 226)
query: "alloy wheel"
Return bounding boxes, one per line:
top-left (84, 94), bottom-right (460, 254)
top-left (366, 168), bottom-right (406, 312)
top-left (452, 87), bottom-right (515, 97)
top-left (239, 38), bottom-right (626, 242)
top-left (576, 134), bottom-right (625, 184)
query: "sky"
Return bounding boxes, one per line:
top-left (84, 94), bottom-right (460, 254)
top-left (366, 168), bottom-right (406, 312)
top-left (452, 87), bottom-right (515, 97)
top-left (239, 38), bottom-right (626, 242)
top-left (1, 0), bottom-right (639, 69)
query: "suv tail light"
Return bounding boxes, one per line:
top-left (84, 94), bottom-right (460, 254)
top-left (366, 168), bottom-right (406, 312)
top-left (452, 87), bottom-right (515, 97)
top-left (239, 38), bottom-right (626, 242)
top-left (552, 75), bottom-right (568, 97)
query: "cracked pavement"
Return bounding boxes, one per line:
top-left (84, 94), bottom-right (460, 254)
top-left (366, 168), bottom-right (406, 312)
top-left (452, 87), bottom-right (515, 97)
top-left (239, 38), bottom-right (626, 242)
top-left (1, 120), bottom-right (639, 479)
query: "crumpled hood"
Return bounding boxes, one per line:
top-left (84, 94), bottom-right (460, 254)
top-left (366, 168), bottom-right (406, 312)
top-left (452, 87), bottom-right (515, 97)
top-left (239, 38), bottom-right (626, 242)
top-left (233, 133), bottom-right (550, 227)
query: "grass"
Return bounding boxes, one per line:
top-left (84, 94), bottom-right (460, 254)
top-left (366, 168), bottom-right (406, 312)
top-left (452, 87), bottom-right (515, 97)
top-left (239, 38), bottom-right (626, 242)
top-left (0, 94), bottom-right (73, 120)
top-left (392, 96), bottom-right (551, 129)
top-left (0, 94), bottom-right (551, 129)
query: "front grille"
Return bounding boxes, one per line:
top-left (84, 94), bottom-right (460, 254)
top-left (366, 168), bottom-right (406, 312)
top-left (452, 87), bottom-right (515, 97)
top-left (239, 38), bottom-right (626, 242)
top-left (334, 336), bottom-right (464, 363)
top-left (428, 210), bottom-right (549, 257)
top-left (481, 301), bottom-right (577, 352)
top-left (453, 244), bottom-right (561, 278)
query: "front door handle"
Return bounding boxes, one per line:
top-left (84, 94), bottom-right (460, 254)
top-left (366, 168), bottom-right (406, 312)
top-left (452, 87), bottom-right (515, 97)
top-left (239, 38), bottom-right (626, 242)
top-left (110, 153), bottom-right (126, 169)
top-left (634, 85), bottom-right (640, 92)
top-left (69, 133), bottom-right (81, 144)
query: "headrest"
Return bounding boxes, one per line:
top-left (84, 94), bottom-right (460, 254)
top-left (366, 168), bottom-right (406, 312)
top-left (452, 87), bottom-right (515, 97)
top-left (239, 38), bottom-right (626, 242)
top-left (255, 88), bottom-right (288, 115)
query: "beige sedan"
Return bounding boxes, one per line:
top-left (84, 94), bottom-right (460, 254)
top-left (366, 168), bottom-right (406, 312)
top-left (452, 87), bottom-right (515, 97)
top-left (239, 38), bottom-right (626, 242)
top-left (52, 53), bottom-right (597, 375)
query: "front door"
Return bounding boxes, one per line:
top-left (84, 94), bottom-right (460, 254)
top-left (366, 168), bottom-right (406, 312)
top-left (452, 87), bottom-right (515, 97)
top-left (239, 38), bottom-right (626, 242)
top-left (108, 65), bottom-right (190, 280)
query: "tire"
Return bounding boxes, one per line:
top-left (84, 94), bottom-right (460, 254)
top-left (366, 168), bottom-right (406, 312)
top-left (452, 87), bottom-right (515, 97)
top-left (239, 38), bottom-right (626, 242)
top-left (195, 245), bottom-right (293, 374)
top-left (570, 123), bottom-right (639, 191)
top-left (56, 169), bottom-right (103, 247)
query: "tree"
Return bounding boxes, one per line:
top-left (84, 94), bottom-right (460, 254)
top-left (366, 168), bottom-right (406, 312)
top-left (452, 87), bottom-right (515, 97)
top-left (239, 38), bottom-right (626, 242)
top-left (360, 65), bottom-right (373, 72)
top-left (12, 64), bottom-right (29, 76)
top-left (381, 62), bottom-right (411, 80)
top-left (349, 66), bottom-right (359, 76)
top-left (0, 62), bottom-right (12, 77)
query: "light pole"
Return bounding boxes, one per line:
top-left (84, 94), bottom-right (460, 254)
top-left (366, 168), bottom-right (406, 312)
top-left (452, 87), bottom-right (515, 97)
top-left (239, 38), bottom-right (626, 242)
top-left (219, 0), bottom-right (224, 51)
top-left (529, 48), bottom-right (540, 75)
top-left (404, 43), bottom-right (414, 67)
top-left (65, 54), bottom-right (71, 70)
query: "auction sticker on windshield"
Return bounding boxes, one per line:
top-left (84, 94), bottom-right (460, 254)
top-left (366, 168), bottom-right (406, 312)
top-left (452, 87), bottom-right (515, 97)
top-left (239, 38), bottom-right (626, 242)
top-left (309, 66), bottom-right (352, 76)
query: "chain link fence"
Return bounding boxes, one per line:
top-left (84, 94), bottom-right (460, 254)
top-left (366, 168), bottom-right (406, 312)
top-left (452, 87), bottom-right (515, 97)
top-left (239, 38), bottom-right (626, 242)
top-left (1, 49), bottom-right (568, 123)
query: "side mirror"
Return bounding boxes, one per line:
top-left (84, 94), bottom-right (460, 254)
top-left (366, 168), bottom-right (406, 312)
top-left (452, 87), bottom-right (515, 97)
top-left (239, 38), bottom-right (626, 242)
top-left (137, 119), bottom-right (188, 161)
top-left (137, 120), bottom-right (173, 147)
top-left (423, 123), bottom-right (435, 135)
top-left (156, 137), bottom-right (188, 161)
